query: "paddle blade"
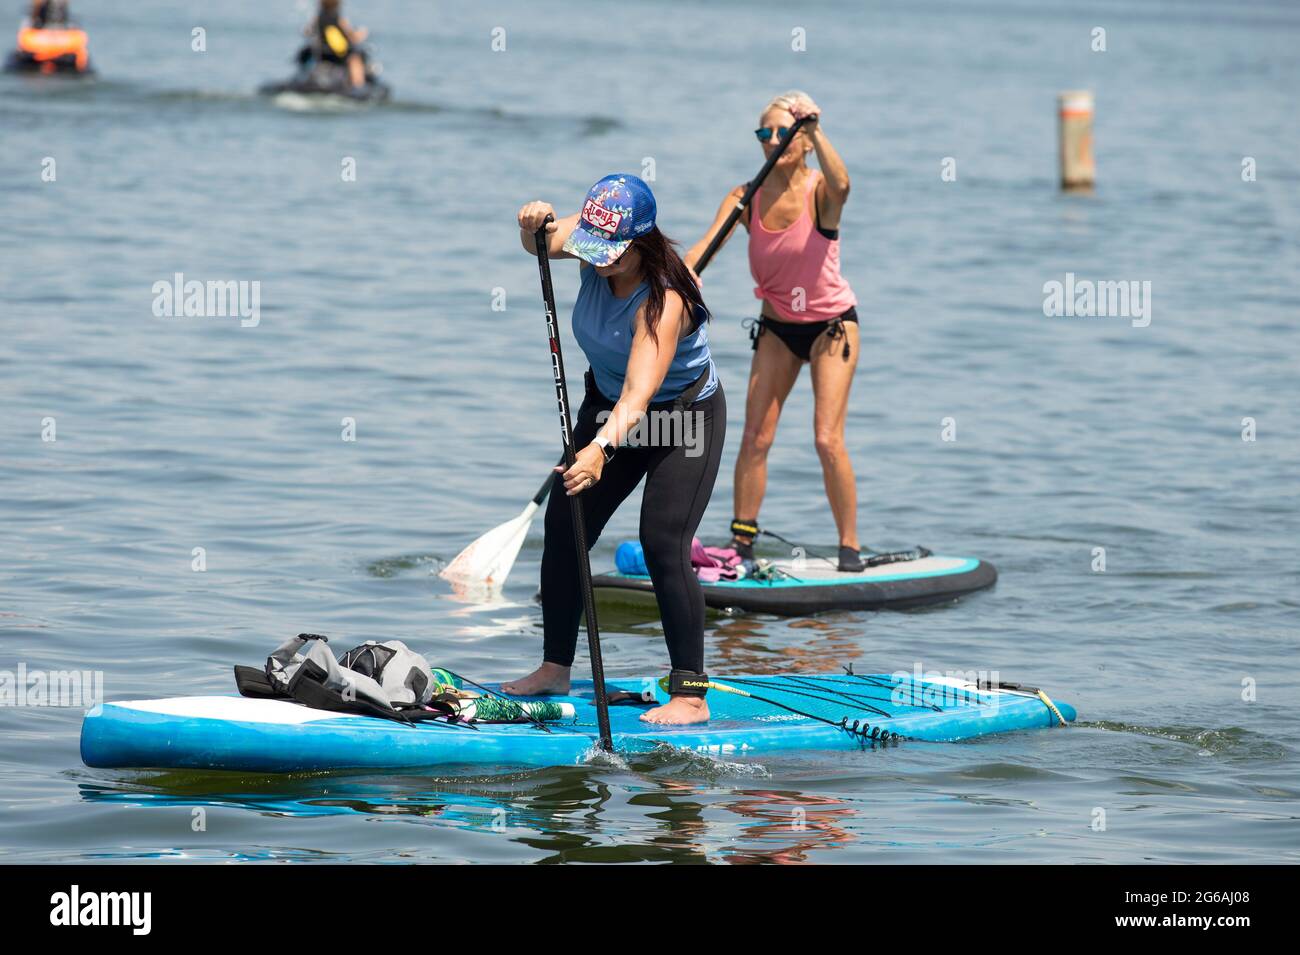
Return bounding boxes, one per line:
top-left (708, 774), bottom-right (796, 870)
top-left (439, 501), bottom-right (539, 585)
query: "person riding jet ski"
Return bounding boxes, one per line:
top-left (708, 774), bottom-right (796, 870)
top-left (30, 0), bottom-right (69, 28)
top-left (5, 0), bottom-right (91, 74)
top-left (259, 0), bottom-right (387, 102)
top-left (304, 0), bottom-right (369, 90)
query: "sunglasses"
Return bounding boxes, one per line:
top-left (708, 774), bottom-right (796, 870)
top-left (754, 126), bottom-right (795, 143)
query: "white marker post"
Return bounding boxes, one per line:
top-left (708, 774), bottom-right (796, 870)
top-left (1058, 90), bottom-right (1095, 192)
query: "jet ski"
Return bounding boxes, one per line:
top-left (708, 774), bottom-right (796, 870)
top-left (259, 45), bottom-right (390, 107)
top-left (3, 21), bottom-right (93, 74)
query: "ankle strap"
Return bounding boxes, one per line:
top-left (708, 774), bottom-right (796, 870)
top-left (666, 669), bottom-right (710, 698)
top-left (730, 519), bottom-right (759, 539)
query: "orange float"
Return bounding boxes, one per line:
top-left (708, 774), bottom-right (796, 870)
top-left (10, 25), bottom-right (90, 73)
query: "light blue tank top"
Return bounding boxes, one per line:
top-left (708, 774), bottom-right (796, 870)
top-left (570, 265), bottom-right (717, 404)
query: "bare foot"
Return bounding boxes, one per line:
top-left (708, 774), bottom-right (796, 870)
top-left (640, 695), bottom-right (710, 725)
top-left (501, 662), bottom-right (571, 697)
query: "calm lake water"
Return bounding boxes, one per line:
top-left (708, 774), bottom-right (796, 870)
top-left (1, 0), bottom-right (1297, 863)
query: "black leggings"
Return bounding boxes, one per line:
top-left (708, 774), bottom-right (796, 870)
top-left (541, 377), bottom-right (726, 673)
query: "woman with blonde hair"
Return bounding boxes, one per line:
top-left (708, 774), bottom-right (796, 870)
top-left (685, 91), bottom-right (863, 571)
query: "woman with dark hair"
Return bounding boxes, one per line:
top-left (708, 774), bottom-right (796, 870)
top-left (506, 174), bottom-right (725, 726)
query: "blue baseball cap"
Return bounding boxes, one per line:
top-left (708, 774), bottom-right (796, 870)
top-left (562, 174), bottom-right (657, 266)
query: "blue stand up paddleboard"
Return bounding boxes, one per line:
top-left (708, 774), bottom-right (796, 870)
top-left (594, 547), bottom-right (997, 616)
top-left (81, 672), bottom-right (1073, 773)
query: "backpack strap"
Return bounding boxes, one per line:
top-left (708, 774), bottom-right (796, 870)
top-left (293, 668), bottom-right (414, 721)
top-left (286, 657), bottom-right (415, 723)
top-left (233, 665), bottom-right (277, 699)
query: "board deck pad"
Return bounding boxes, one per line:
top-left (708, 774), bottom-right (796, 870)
top-left (81, 672), bottom-right (1074, 773)
top-left (593, 554), bottom-right (997, 615)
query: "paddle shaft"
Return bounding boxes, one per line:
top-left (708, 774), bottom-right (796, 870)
top-left (530, 472), bottom-right (554, 507)
top-left (692, 114), bottom-right (816, 275)
top-left (533, 220), bottom-right (613, 752)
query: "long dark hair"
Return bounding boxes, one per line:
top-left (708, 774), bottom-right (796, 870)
top-left (630, 228), bottom-right (710, 344)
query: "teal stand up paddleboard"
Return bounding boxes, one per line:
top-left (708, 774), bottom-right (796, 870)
top-left (81, 672), bottom-right (1073, 773)
top-left (594, 552), bottom-right (997, 615)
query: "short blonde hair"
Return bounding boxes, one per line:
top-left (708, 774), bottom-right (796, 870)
top-left (760, 90), bottom-right (815, 123)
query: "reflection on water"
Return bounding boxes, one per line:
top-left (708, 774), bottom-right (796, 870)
top-left (719, 791), bottom-right (859, 865)
top-left (709, 616), bottom-right (871, 674)
top-left (77, 767), bottom-right (871, 864)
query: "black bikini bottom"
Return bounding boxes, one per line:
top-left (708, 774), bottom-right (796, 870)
top-left (747, 307), bottom-right (858, 362)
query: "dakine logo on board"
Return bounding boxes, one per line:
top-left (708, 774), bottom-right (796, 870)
top-left (581, 199), bottom-right (623, 234)
top-left (49, 885), bottom-right (151, 935)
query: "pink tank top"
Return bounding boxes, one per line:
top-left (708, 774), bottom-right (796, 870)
top-left (748, 170), bottom-right (857, 323)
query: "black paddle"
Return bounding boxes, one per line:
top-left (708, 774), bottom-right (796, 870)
top-left (692, 113), bottom-right (816, 275)
top-left (532, 217), bottom-right (613, 753)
